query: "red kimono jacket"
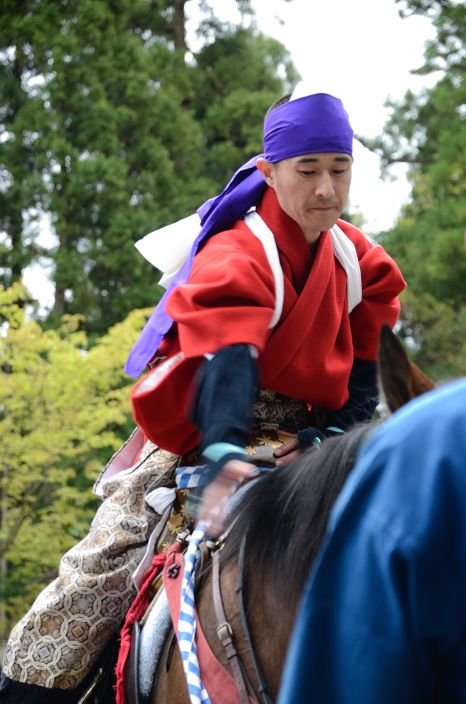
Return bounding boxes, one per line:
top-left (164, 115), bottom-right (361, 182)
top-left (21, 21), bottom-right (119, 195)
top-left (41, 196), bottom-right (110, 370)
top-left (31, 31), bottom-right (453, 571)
top-left (132, 188), bottom-right (406, 454)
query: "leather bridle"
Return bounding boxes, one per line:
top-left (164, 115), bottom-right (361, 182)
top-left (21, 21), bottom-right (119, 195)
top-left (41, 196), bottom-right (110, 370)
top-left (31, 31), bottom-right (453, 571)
top-left (211, 531), bottom-right (273, 704)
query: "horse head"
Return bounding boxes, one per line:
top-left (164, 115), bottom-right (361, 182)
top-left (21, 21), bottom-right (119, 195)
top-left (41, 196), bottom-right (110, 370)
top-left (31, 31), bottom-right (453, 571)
top-left (378, 323), bottom-right (435, 412)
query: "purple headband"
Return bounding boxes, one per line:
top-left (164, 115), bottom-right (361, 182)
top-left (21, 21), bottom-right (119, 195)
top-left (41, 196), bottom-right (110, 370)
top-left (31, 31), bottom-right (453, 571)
top-left (264, 93), bottom-right (353, 161)
top-left (125, 93), bottom-right (353, 377)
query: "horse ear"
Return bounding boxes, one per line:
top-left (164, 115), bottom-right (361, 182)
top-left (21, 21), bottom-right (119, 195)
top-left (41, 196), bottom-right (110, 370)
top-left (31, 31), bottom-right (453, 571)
top-left (378, 324), bottom-right (435, 413)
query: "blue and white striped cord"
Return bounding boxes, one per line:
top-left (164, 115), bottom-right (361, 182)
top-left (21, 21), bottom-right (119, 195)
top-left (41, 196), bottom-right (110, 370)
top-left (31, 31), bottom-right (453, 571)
top-left (176, 464), bottom-right (211, 489)
top-left (177, 521), bottom-right (211, 704)
top-left (175, 462), bottom-right (269, 704)
top-left (175, 463), bottom-right (269, 490)
top-left (176, 474), bottom-right (244, 704)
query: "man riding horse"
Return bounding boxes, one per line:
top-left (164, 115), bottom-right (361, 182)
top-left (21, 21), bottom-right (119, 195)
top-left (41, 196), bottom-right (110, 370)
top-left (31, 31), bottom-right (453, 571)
top-left (1, 82), bottom-right (405, 703)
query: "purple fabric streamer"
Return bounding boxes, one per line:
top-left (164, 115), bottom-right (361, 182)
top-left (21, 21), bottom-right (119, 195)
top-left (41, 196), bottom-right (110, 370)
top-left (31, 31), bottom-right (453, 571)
top-left (125, 93), bottom-right (353, 377)
top-left (125, 158), bottom-right (265, 378)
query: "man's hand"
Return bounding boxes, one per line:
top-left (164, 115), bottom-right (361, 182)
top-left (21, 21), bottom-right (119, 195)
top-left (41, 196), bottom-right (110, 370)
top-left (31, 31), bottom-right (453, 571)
top-left (199, 459), bottom-right (258, 537)
top-left (273, 437), bottom-right (301, 466)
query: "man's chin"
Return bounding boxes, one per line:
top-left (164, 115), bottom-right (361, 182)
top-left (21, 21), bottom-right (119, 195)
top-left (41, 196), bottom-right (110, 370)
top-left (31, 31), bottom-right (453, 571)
top-left (317, 217), bottom-right (339, 232)
top-left (307, 210), bottom-right (340, 228)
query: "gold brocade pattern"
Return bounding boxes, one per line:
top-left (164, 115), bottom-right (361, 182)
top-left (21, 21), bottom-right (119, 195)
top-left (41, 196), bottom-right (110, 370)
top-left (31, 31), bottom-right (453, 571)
top-left (252, 389), bottom-right (312, 433)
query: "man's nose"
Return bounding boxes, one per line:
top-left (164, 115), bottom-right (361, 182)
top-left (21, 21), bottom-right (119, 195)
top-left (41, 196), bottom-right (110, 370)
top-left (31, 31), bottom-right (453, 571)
top-left (314, 173), bottom-right (335, 199)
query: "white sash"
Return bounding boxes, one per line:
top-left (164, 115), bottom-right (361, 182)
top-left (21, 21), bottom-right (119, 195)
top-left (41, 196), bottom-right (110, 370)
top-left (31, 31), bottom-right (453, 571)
top-left (329, 223), bottom-right (362, 313)
top-left (243, 210), bottom-right (284, 328)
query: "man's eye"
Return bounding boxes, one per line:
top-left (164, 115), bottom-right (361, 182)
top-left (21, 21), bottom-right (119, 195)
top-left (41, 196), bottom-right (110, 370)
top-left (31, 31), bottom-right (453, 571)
top-left (333, 169), bottom-right (346, 175)
top-left (299, 170), bottom-right (315, 176)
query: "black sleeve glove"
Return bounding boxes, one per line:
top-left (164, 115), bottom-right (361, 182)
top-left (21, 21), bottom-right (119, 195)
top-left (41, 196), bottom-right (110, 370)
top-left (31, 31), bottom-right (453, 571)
top-left (189, 344), bottom-right (258, 482)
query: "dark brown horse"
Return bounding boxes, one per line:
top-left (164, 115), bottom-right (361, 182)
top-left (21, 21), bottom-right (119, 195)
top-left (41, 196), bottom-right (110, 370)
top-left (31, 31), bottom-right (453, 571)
top-left (141, 325), bottom-right (435, 704)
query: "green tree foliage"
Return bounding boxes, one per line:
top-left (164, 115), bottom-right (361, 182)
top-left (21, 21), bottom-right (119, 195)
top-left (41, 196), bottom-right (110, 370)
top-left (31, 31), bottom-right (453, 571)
top-left (0, 0), bottom-right (297, 336)
top-left (364, 0), bottom-right (466, 379)
top-left (0, 1), bottom-right (51, 288)
top-left (195, 28), bottom-right (298, 184)
top-left (0, 283), bottom-right (149, 633)
top-left (399, 289), bottom-right (466, 380)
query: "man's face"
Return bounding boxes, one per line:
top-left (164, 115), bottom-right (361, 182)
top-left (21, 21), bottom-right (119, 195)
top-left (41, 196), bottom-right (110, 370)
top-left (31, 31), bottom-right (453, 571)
top-left (258, 153), bottom-right (353, 244)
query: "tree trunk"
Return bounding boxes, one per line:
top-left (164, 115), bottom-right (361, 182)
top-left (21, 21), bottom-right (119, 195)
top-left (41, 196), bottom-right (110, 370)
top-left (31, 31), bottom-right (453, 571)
top-left (173, 0), bottom-right (187, 51)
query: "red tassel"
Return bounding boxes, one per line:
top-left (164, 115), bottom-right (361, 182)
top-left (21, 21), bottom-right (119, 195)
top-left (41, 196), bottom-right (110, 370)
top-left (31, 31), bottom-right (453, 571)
top-left (114, 552), bottom-right (167, 704)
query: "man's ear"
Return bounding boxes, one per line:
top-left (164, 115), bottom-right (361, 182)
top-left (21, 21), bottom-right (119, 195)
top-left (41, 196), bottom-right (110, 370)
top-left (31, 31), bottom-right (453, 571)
top-left (256, 157), bottom-right (275, 187)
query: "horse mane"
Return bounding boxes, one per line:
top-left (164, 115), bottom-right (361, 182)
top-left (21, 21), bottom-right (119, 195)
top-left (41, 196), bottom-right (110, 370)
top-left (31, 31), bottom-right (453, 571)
top-left (218, 422), bottom-right (374, 605)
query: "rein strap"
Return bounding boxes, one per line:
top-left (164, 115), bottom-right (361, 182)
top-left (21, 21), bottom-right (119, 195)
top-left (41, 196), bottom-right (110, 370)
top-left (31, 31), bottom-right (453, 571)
top-left (212, 548), bottom-right (255, 704)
